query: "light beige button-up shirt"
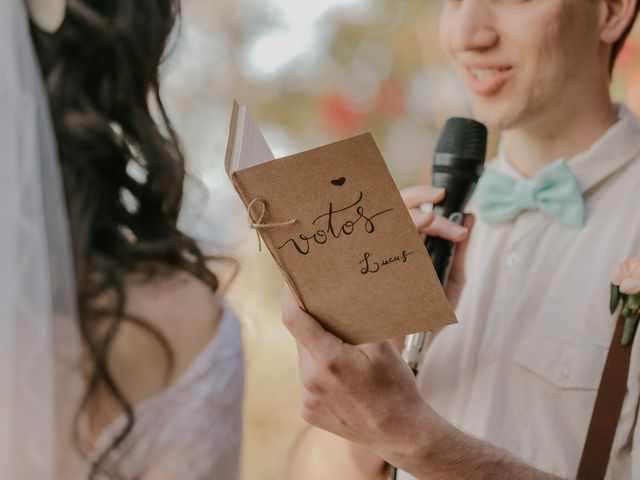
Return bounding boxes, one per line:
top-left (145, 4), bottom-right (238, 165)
top-left (401, 105), bottom-right (640, 480)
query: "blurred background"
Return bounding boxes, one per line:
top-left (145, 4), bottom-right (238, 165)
top-left (159, 1), bottom-right (640, 478)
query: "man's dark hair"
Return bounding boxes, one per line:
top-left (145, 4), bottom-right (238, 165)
top-left (611, 2), bottom-right (640, 71)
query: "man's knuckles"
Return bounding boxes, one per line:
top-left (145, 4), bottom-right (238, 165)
top-left (301, 355), bottom-right (344, 391)
top-left (301, 388), bottom-right (323, 411)
top-left (300, 404), bottom-right (319, 425)
top-left (318, 354), bottom-right (343, 376)
top-left (303, 375), bottom-right (327, 396)
top-left (281, 306), bottom-right (299, 334)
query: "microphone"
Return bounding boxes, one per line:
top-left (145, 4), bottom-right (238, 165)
top-left (402, 117), bottom-right (488, 373)
top-left (392, 118), bottom-right (487, 480)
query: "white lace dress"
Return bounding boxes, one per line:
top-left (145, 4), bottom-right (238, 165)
top-left (82, 302), bottom-right (245, 480)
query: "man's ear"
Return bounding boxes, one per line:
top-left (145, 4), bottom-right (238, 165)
top-left (599, 0), bottom-right (639, 46)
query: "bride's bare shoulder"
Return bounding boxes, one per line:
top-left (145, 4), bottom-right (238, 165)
top-left (94, 269), bottom-right (224, 405)
top-left (125, 268), bottom-right (223, 341)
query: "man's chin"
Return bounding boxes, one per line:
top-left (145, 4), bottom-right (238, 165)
top-left (470, 102), bottom-right (520, 132)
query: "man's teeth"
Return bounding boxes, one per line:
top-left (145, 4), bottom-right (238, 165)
top-left (471, 68), bottom-right (508, 80)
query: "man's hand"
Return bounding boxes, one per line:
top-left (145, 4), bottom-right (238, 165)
top-left (282, 288), bottom-right (562, 480)
top-left (282, 287), bottom-right (433, 470)
top-left (401, 185), bottom-right (475, 309)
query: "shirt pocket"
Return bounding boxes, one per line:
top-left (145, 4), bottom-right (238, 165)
top-left (515, 335), bottom-right (606, 390)
top-left (510, 336), bottom-right (608, 476)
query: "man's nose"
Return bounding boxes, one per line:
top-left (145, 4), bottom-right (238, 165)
top-left (451, 0), bottom-right (499, 52)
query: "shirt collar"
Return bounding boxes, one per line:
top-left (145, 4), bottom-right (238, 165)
top-left (495, 104), bottom-right (640, 194)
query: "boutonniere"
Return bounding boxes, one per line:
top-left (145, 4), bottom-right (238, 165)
top-left (25, 0), bottom-right (67, 34)
top-left (610, 258), bottom-right (640, 347)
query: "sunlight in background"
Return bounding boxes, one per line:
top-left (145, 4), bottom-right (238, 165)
top-left (247, 0), bottom-right (368, 76)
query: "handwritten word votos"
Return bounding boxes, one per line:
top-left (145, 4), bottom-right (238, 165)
top-left (277, 191), bottom-right (393, 256)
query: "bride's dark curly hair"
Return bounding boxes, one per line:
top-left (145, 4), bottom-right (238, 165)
top-left (30, 0), bottom-right (219, 477)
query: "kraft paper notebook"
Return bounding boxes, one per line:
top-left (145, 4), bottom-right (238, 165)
top-left (225, 101), bottom-right (456, 344)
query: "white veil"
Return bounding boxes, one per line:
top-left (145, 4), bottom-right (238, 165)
top-left (0, 0), bottom-right (83, 478)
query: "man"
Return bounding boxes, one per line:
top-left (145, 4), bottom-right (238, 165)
top-left (282, 0), bottom-right (640, 478)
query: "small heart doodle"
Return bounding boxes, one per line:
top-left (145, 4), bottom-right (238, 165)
top-left (331, 177), bottom-right (346, 187)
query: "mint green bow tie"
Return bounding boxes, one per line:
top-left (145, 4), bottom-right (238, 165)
top-left (476, 159), bottom-right (587, 229)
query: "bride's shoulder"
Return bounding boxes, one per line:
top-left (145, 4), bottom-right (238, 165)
top-left (96, 268), bottom-right (225, 405)
top-left (124, 268), bottom-right (223, 335)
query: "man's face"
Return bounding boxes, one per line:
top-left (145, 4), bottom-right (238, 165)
top-left (439, 0), bottom-right (604, 130)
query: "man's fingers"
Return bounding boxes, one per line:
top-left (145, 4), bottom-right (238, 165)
top-left (358, 340), bottom-right (400, 363)
top-left (409, 210), bottom-right (435, 231)
top-left (298, 390), bottom-right (345, 435)
top-left (299, 388), bottom-right (335, 425)
top-left (420, 214), bottom-right (469, 242)
top-left (400, 185), bottom-right (446, 209)
top-left (295, 341), bottom-right (333, 398)
top-left (390, 335), bottom-right (406, 352)
top-left (449, 213), bottom-right (475, 277)
top-left (282, 287), bottom-right (344, 365)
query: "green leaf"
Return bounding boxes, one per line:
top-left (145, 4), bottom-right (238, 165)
top-left (623, 298), bottom-right (636, 318)
top-left (622, 315), bottom-right (640, 347)
top-left (628, 294), bottom-right (640, 312)
top-left (610, 283), bottom-right (621, 315)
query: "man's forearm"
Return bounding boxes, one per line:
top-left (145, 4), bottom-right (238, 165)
top-left (394, 409), bottom-right (562, 480)
top-left (282, 291), bottom-right (563, 480)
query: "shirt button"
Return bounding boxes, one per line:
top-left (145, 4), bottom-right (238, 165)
top-left (506, 253), bottom-right (521, 269)
top-left (557, 367), bottom-right (570, 382)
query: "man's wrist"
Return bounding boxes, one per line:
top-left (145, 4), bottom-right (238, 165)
top-left (347, 440), bottom-right (387, 477)
top-left (375, 400), bottom-right (443, 475)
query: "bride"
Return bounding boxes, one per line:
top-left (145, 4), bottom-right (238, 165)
top-left (1, 0), bottom-right (244, 478)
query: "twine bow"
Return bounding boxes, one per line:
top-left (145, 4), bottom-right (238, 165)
top-left (247, 198), bottom-right (296, 252)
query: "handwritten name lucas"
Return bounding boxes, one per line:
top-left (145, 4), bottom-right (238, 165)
top-left (359, 250), bottom-right (414, 275)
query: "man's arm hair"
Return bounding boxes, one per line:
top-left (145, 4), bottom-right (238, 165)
top-left (404, 417), bottom-right (564, 480)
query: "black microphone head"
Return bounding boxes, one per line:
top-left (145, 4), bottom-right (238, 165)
top-left (430, 117), bottom-right (488, 218)
top-left (435, 117), bottom-right (488, 164)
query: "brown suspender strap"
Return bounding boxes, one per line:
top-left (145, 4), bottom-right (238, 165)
top-left (576, 315), bottom-right (633, 480)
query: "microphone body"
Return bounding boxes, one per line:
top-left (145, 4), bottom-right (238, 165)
top-left (402, 118), bottom-right (487, 372)
top-left (426, 148), bottom-right (486, 284)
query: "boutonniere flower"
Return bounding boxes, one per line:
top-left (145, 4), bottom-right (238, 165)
top-left (25, 0), bottom-right (67, 34)
top-left (610, 258), bottom-right (640, 346)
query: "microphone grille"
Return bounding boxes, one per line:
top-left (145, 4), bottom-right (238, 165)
top-left (435, 117), bottom-right (488, 161)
